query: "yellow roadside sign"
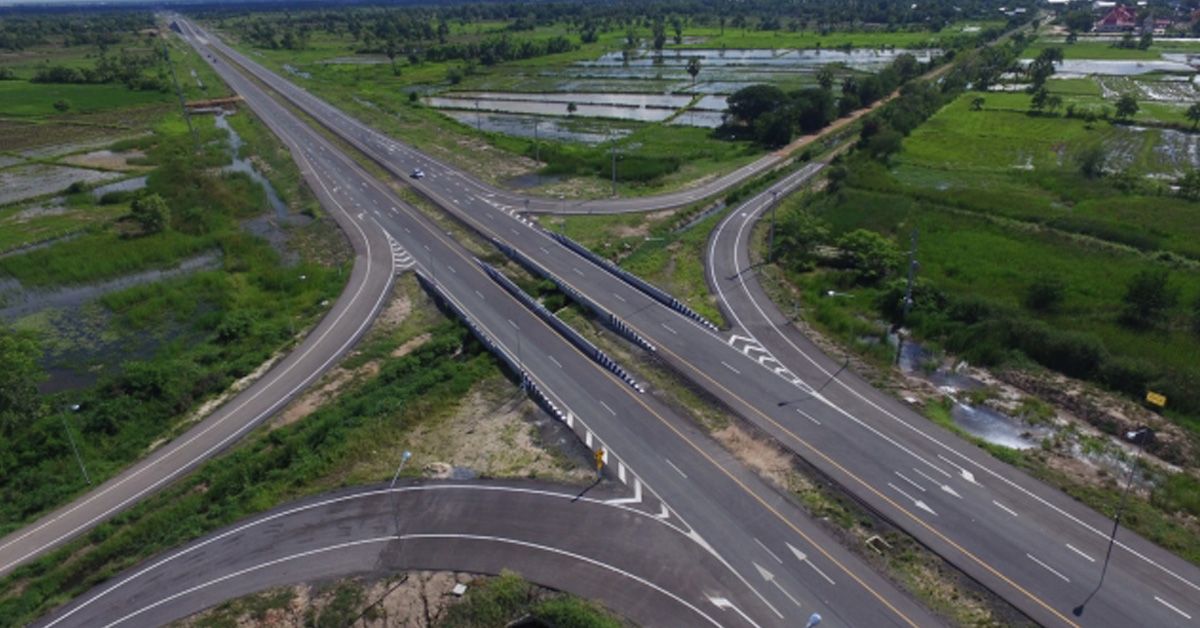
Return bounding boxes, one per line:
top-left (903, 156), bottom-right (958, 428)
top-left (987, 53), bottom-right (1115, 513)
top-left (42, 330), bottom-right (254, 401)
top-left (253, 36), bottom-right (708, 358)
top-left (1146, 392), bottom-right (1167, 407)
top-left (594, 449), bottom-right (605, 469)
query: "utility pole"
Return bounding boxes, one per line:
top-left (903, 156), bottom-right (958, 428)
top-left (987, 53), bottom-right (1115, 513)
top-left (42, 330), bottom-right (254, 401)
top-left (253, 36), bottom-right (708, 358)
top-left (896, 228), bottom-right (919, 365)
top-left (533, 119), bottom-right (540, 186)
top-left (162, 41), bottom-right (200, 154)
top-left (902, 228), bottom-right (919, 320)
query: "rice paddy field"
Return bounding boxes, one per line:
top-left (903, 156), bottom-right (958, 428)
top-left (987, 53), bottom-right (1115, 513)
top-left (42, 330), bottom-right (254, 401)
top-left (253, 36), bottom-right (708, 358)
top-left (210, 15), bottom-right (992, 193)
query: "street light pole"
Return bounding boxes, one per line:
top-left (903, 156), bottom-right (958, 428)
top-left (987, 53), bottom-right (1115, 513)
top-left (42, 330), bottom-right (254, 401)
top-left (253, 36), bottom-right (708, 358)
top-left (610, 131), bottom-right (618, 197)
top-left (1074, 428), bottom-right (1154, 617)
top-left (61, 404), bottom-right (90, 485)
top-left (390, 450), bottom-right (412, 564)
top-left (768, 189), bottom-right (779, 262)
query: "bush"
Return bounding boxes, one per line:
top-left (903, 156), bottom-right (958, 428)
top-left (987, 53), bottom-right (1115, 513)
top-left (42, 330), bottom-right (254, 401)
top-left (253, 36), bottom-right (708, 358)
top-left (1024, 274), bottom-right (1066, 312)
top-left (1120, 268), bottom-right (1179, 330)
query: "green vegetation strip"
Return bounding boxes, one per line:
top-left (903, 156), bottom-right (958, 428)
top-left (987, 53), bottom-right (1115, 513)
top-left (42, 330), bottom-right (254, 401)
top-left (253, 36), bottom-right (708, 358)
top-left (0, 320), bottom-right (497, 628)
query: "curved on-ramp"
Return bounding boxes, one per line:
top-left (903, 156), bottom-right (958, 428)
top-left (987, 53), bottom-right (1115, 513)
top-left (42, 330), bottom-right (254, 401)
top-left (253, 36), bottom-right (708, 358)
top-left (30, 480), bottom-right (765, 628)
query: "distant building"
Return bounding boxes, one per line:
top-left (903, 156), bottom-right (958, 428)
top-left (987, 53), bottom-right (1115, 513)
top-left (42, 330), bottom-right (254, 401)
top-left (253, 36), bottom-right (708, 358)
top-left (1095, 5), bottom-right (1138, 32)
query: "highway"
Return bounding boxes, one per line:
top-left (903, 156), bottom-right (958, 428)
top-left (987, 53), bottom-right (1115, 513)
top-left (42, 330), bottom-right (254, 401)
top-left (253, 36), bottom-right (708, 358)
top-left (27, 481), bottom-right (771, 628)
top-left (185, 19), bottom-right (1200, 628)
top-left (51, 17), bottom-right (949, 628)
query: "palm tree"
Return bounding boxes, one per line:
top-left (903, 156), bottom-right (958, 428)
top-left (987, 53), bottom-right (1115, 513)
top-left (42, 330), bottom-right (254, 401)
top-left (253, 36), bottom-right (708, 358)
top-left (1187, 103), bottom-right (1200, 130)
top-left (686, 57), bottom-right (701, 93)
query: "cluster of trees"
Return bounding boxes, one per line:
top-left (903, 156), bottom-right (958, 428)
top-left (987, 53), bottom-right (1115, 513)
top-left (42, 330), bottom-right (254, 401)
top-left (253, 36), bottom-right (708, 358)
top-left (30, 50), bottom-right (168, 92)
top-left (725, 53), bottom-right (925, 147)
top-left (0, 11), bottom-right (154, 52)
top-left (422, 34), bottom-right (575, 65)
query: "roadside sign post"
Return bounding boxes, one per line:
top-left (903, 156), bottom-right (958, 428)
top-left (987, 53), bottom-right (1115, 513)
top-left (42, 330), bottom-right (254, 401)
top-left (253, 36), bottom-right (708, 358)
top-left (594, 449), bottom-right (605, 477)
top-left (1146, 391), bottom-right (1166, 407)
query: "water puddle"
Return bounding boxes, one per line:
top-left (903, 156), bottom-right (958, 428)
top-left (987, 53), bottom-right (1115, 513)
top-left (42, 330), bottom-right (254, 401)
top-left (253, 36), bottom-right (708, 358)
top-left (214, 113), bottom-right (311, 264)
top-left (899, 337), bottom-right (1049, 449)
top-left (91, 176), bottom-right (148, 199)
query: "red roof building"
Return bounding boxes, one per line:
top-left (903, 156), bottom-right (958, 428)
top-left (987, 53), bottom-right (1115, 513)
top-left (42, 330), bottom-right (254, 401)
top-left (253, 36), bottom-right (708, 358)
top-left (1095, 5), bottom-right (1138, 32)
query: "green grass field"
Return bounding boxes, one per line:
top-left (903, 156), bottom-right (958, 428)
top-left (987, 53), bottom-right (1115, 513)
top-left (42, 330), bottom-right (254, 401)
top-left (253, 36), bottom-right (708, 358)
top-left (0, 80), bottom-right (173, 117)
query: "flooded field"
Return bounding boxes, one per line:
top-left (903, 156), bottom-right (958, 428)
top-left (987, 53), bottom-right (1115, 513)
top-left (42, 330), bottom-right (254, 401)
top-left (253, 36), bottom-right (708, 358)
top-left (430, 46), bottom-right (933, 135)
top-left (427, 95), bottom-right (678, 122)
top-left (0, 163), bottom-right (122, 205)
top-left (443, 111), bottom-right (634, 144)
top-left (1033, 58), bottom-right (1196, 76)
top-left (1096, 75), bottom-right (1198, 102)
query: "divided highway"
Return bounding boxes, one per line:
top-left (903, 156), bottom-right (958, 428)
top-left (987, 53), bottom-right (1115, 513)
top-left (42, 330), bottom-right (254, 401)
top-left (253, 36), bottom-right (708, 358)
top-left (188, 19), bottom-right (1200, 628)
top-left (42, 17), bottom-right (950, 628)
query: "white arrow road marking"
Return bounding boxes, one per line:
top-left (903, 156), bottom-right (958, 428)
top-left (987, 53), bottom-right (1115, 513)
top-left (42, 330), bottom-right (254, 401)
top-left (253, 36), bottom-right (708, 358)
top-left (910, 468), bottom-right (961, 498)
top-left (787, 543), bottom-right (835, 585)
top-left (888, 483), bottom-right (937, 517)
top-left (936, 454), bottom-right (977, 484)
top-left (709, 596), bottom-right (768, 628)
top-left (753, 562), bottom-right (802, 608)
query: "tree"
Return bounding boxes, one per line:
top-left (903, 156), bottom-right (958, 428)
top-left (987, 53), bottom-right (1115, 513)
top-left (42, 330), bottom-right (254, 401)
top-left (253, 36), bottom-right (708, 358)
top-left (685, 57), bottom-right (701, 92)
top-left (1191, 294), bottom-right (1200, 337)
top-left (816, 66), bottom-right (834, 91)
top-left (837, 229), bottom-right (902, 284)
top-left (1115, 94), bottom-right (1139, 121)
top-left (385, 39), bottom-right (400, 76)
top-left (0, 327), bottom-right (45, 439)
top-left (52, 99), bottom-right (70, 113)
top-left (1186, 103), bottom-right (1200, 130)
top-left (1077, 146), bottom-right (1106, 179)
top-left (1138, 32), bottom-right (1153, 50)
top-left (725, 84), bottom-right (788, 125)
top-left (1046, 95), bottom-right (1063, 114)
top-left (754, 111), bottom-right (793, 147)
top-left (1177, 169), bottom-right (1200, 201)
top-left (567, 102), bottom-right (577, 116)
top-left (1120, 269), bottom-right (1179, 330)
top-left (1030, 87), bottom-right (1049, 112)
top-left (970, 96), bottom-right (985, 111)
top-left (131, 193), bottom-right (171, 234)
top-left (1025, 274), bottom-right (1067, 312)
top-left (776, 210), bottom-right (830, 271)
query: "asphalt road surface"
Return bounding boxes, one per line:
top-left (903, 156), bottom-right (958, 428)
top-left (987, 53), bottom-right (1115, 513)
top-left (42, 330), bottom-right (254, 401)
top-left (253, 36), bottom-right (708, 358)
top-left (156, 18), bottom-right (952, 628)
top-left (190, 22), bottom-right (1200, 628)
top-left (28, 481), bottom-right (773, 628)
top-left (706, 164), bottom-right (1200, 628)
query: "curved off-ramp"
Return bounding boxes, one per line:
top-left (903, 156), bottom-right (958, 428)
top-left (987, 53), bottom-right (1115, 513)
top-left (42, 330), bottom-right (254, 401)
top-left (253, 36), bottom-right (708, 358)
top-left (30, 480), bottom-right (767, 628)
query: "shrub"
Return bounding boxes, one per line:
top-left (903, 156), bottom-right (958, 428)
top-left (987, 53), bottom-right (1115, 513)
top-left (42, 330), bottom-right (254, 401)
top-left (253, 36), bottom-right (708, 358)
top-left (1024, 274), bottom-right (1066, 312)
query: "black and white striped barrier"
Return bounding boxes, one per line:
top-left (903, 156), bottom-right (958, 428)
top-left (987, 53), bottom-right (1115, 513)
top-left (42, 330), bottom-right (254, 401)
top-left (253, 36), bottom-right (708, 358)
top-left (475, 258), bottom-right (645, 394)
top-left (547, 231), bottom-right (720, 332)
top-left (416, 271), bottom-right (525, 384)
top-left (490, 238), bottom-right (657, 354)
